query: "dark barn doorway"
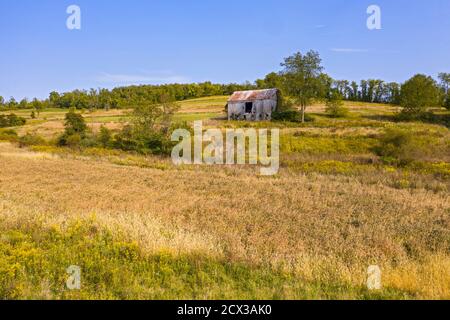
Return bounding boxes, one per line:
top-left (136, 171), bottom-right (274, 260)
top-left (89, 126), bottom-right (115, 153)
top-left (245, 102), bottom-right (253, 113)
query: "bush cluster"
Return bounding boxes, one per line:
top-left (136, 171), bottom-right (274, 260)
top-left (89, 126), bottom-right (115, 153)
top-left (374, 128), bottom-right (441, 165)
top-left (54, 99), bottom-right (184, 156)
top-left (18, 133), bottom-right (46, 148)
top-left (272, 110), bottom-right (314, 123)
top-left (0, 114), bottom-right (26, 128)
top-left (0, 129), bottom-right (18, 142)
top-left (325, 91), bottom-right (349, 118)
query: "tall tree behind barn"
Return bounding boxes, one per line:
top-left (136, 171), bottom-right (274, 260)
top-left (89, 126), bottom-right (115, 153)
top-left (227, 89), bottom-right (278, 121)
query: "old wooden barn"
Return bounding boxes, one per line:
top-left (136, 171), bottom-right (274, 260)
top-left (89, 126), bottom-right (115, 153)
top-left (227, 89), bottom-right (278, 121)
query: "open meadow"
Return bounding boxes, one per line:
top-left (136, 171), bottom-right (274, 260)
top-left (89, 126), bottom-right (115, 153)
top-left (0, 96), bottom-right (449, 299)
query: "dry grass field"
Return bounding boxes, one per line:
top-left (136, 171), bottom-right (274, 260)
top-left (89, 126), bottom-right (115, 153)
top-left (0, 97), bottom-right (449, 299)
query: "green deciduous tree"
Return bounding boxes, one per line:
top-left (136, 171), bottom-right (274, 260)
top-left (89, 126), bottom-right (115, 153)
top-left (19, 98), bottom-right (29, 109)
top-left (349, 81), bottom-right (359, 101)
top-left (64, 110), bottom-right (87, 136)
top-left (400, 74), bottom-right (441, 117)
top-left (385, 82), bottom-right (401, 105)
top-left (360, 80), bottom-right (369, 102)
top-left (49, 91), bottom-right (61, 107)
top-left (58, 110), bottom-right (88, 147)
top-left (256, 72), bottom-right (284, 90)
top-left (334, 80), bottom-right (350, 99)
top-left (280, 51), bottom-right (326, 123)
top-left (438, 72), bottom-right (450, 109)
top-left (31, 98), bottom-right (43, 117)
top-left (8, 97), bottom-right (18, 109)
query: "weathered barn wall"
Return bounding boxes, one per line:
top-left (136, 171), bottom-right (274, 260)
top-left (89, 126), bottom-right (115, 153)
top-left (227, 89), bottom-right (278, 121)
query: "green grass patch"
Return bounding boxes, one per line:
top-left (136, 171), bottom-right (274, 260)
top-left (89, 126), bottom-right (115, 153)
top-left (173, 112), bottom-right (223, 122)
top-left (179, 95), bottom-right (228, 106)
top-left (84, 116), bottom-right (129, 123)
top-left (405, 162), bottom-right (450, 179)
top-left (284, 160), bottom-right (374, 175)
top-left (281, 134), bottom-right (378, 155)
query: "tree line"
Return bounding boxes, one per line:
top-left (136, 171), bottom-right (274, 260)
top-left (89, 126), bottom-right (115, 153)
top-left (0, 82), bottom-right (256, 111)
top-left (255, 65), bottom-right (449, 108)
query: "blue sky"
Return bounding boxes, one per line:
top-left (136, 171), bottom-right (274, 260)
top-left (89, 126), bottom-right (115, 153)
top-left (1, 0), bottom-right (449, 100)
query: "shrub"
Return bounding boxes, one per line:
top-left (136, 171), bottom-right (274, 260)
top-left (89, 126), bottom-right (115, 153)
top-left (0, 129), bottom-right (18, 142)
top-left (375, 128), bottom-right (436, 165)
top-left (64, 110), bottom-right (87, 136)
top-left (112, 95), bottom-right (180, 155)
top-left (18, 133), bottom-right (46, 148)
top-left (0, 114), bottom-right (26, 128)
top-left (80, 134), bottom-right (99, 148)
top-left (445, 97), bottom-right (450, 110)
top-left (277, 91), bottom-right (294, 112)
top-left (65, 134), bottom-right (82, 148)
top-left (98, 126), bottom-right (112, 147)
top-left (114, 129), bottom-right (173, 155)
top-left (58, 111), bottom-right (88, 147)
top-left (272, 110), bottom-right (314, 123)
top-left (58, 133), bottom-right (81, 148)
top-left (113, 125), bottom-right (137, 152)
top-left (0, 129), bottom-right (17, 136)
top-left (325, 92), bottom-right (349, 118)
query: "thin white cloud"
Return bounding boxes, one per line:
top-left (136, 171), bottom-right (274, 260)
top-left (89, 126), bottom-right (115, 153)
top-left (96, 72), bottom-right (189, 84)
top-left (331, 48), bottom-right (369, 53)
top-left (313, 24), bottom-right (326, 29)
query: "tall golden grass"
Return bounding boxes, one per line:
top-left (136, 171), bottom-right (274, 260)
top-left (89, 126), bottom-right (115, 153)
top-left (0, 142), bottom-right (448, 299)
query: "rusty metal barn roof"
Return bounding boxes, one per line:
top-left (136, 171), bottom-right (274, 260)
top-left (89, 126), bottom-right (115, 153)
top-left (228, 89), bottom-right (278, 102)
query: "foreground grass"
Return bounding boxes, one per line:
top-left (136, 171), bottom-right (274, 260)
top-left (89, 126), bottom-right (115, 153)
top-left (0, 145), bottom-right (449, 299)
top-left (0, 219), bottom-right (414, 300)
